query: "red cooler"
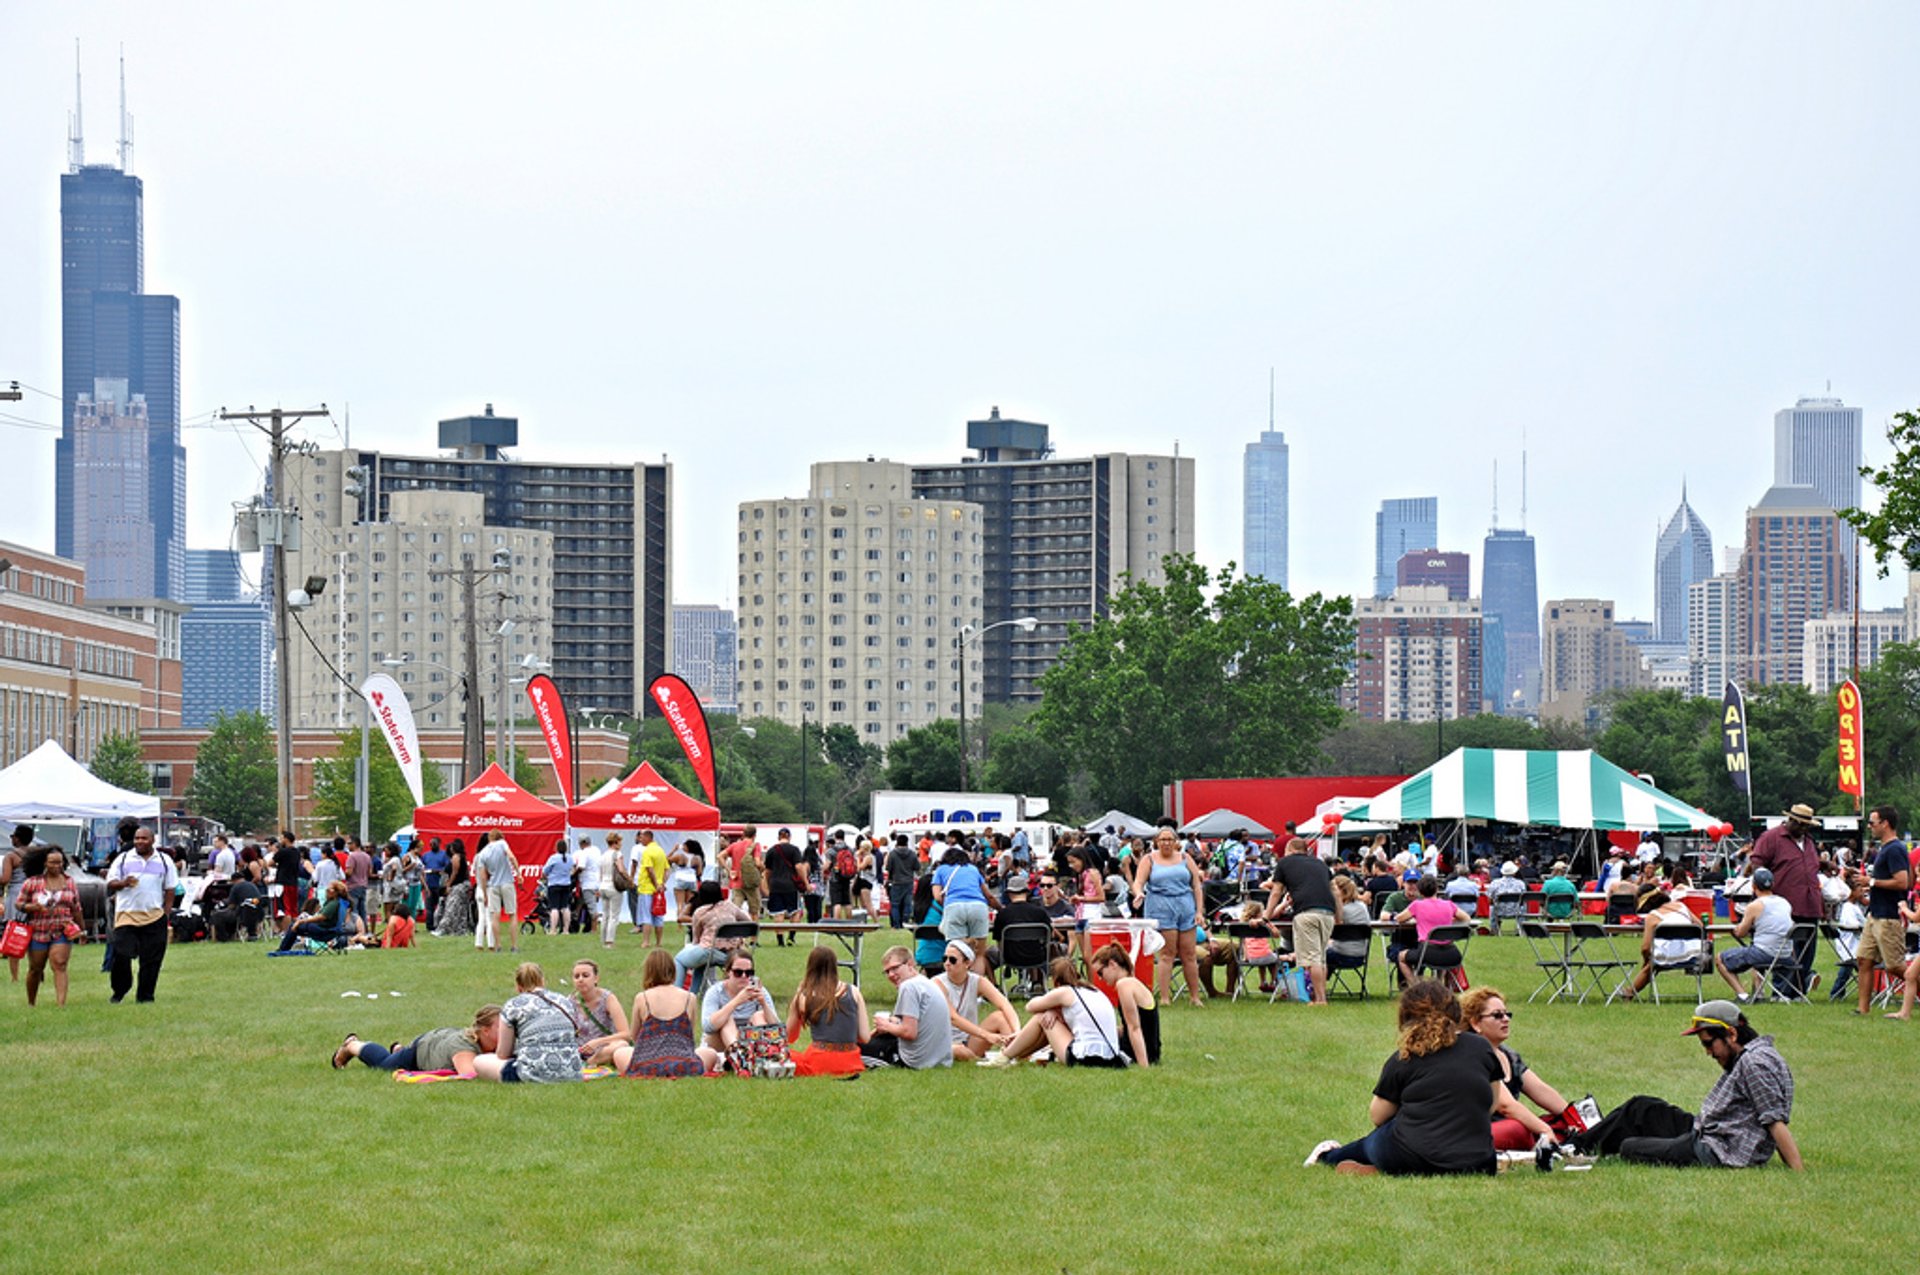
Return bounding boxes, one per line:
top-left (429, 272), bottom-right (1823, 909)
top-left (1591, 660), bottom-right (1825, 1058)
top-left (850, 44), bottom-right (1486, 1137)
top-left (1085, 918), bottom-right (1159, 1004)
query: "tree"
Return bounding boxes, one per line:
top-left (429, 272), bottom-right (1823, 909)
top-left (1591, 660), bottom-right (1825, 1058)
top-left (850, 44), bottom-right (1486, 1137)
top-left (90, 731), bottom-right (151, 795)
top-left (1843, 406), bottom-right (1920, 578)
top-left (1031, 556), bottom-right (1356, 815)
top-left (484, 745), bottom-right (544, 796)
top-left (310, 732), bottom-right (449, 843)
top-left (819, 723), bottom-right (884, 826)
top-left (982, 722), bottom-right (1072, 816)
top-left (1842, 641), bottom-right (1920, 822)
top-left (184, 711), bottom-right (274, 833)
top-left (885, 720), bottom-right (962, 792)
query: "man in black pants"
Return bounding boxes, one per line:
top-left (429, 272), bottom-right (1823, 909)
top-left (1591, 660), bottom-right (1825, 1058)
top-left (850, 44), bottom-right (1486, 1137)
top-left (884, 834), bottom-right (918, 928)
top-left (106, 825), bottom-right (179, 1003)
top-left (1582, 1000), bottom-right (1804, 1170)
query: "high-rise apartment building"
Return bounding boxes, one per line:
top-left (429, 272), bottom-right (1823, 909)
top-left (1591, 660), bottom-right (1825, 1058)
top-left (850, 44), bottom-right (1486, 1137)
top-left (737, 460), bottom-right (982, 739)
top-left (1654, 486), bottom-right (1714, 645)
top-left (1774, 396), bottom-right (1862, 525)
top-left (1538, 598), bottom-right (1651, 724)
top-left (287, 408), bottom-right (672, 716)
top-left (1396, 550), bottom-right (1470, 600)
top-left (672, 604), bottom-right (738, 715)
top-left (1737, 486), bottom-right (1850, 686)
top-left (1687, 573), bottom-right (1740, 698)
top-left (1346, 586), bottom-right (1484, 722)
top-left (280, 489), bottom-right (554, 734)
top-left (910, 411), bottom-right (1195, 704)
top-left (1374, 498), bottom-right (1439, 598)
top-left (1243, 428), bottom-right (1288, 588)
top-left (57, 80), bottom-right (184, 601)
top-left (1802, 609), bottom-right (1904, 695)
top-left (1482, 527), bottom-right (1540, 712)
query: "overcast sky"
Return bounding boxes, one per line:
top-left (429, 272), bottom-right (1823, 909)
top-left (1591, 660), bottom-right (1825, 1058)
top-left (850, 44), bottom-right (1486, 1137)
top-left (4, 4), bottom-right (1917, 617)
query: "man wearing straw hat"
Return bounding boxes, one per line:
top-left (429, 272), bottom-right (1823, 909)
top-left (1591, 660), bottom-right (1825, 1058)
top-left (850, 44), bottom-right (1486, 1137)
top-left (1747, 802), bottom-right (1824, 995)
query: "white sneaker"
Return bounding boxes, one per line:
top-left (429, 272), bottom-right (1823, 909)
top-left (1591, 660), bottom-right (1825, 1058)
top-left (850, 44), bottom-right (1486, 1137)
top-left (1031, 1046), bottom-right (1053, 1064)
top-left (1304, 1139), bottom-right (1341, 1167)
top-left (976, 1051), bottom-right (1017, 1068)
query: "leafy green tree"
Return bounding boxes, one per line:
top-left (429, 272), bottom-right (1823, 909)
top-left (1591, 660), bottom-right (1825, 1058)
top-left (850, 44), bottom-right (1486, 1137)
top-left (1031, 556), bottom-right (1356, 814)
top-left (1839, 641), bottom-right (1920, 822)
top-left (310, 732), bottom-right (450, 843)
top-left (819, 723), bottom-right (884, 826)
top-left (184, 711), bottom-right (274, 832)
top-left (90, 731), bottom-right (152, 795)
top-left (1843, 406), bottom-right (1920, 577)
top-left (982, 722), bottom-right (1072, 815)
top-left (885, 720), bottom-right (962, 792)
top-left (484, 745), bottom-right (544, 796)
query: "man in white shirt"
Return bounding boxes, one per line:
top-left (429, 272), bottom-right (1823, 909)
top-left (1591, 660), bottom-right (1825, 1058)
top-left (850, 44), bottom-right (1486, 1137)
top-left (107, 824), bottom-right (179, 1003)
top-left (574, 836), bottom-right (602, 938)
top-left (473, 833), bottom-right (520, 954)
top-left (207, 835), bottom-right (237, 883)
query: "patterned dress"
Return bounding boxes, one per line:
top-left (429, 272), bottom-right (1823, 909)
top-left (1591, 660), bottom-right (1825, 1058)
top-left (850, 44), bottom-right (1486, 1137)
top-left (503, 992), bottom-right (584, 1083)
top-left (624, 1006), bottom-right (705, 1078)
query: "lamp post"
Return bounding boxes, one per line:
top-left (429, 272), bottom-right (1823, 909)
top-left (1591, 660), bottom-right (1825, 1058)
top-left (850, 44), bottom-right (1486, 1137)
top-left (427, 550), bottom-right (511, 782)
top-left (506, 654), bottom-right (552, 784)
top-left (955, 616), bottom-right (1038, 792)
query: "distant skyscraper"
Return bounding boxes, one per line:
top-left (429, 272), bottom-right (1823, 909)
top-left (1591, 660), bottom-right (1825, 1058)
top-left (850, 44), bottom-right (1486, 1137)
top-left (672, 604), bottom-right (739, 715)
top-left (1243, 382), bottom-right (1288, 588)
top-left (58, 59), bottom-right (184, 600)
top-left (181, 601), bottom-right (274, 728)
top-left (1654, 485), bottom-right (1714, 644)
top-left (1375, 498), bottom-right (1438, 598)
top-left (1396, 550), bottom-right (1470, 600)
top-left (1345, 587), bottom-right (1484, 722)
top-left (1737, 485), bottom-right (1850, 686)
top-left (1773, 396), bottom-right (1862, 522)
top-left (1539, 598), bottom-right (1650, 725)
top-left (1482, 528), bottom-right (1540, 712)
top-left (1687, 573), bottom-right (1739, 698)
top-left (185, 548), bottom-right (244, 604)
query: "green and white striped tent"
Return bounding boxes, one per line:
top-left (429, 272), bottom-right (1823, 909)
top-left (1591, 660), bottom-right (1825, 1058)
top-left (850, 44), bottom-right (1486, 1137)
top-left (1343, 748), bottom-right (1720, 833)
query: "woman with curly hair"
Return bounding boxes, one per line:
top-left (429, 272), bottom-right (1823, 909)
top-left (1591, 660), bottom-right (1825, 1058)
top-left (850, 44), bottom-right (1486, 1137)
top-left (1305, 978), bottom-right (1502, 1175)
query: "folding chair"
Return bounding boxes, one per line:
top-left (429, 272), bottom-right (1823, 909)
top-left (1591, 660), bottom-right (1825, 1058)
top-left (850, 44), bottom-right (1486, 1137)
top-left (1224, 922), bottom-right (1285, 1003)
top-left (1325, 924), bottom-right (1374, 1000)
top-left (1563, 921), bottom-right (1633, 1004)
top-left (1645, 923), bottom-right (1710, 1004)
top-left (1409, 924), bottom-right (1472, 991)
top-left (1519, 921), bottom-right (1573, 1003)
top-left (1749, 925), bottom-right (1817, 1003)
top-left (995, 923), bottom-right (1052, 997)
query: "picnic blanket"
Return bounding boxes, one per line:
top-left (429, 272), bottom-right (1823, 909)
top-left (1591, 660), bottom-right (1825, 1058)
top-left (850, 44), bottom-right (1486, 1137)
top-left (392, 1066), bottom-right (619, 1084)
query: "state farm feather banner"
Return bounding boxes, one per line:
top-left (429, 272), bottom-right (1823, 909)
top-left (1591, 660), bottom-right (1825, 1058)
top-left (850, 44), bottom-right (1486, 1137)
top-left (360, 674), bottom-right (425, 806)
top-left (649, 673), bottom-right (717, 806)
top-left (524, 673), bottom-right (576, 808)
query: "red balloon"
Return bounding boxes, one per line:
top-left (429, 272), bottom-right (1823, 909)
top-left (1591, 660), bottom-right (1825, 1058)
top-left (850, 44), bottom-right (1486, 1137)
top-left (1706, 823), bottom-right (1728, 842)
top-left (1325, 812), bottom-right (1345, 826)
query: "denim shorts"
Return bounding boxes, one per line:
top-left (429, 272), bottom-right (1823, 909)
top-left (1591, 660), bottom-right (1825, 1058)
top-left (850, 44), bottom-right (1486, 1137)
top-left (941, 900), bottom-right (991, 940)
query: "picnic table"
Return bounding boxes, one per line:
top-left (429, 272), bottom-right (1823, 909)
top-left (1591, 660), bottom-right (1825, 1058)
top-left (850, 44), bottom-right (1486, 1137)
top-left (754, 920), bottom-right (881, 988)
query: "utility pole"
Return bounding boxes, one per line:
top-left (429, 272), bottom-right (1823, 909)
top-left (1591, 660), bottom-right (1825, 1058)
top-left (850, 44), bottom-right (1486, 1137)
top-left (430, 551), bottom-right (509, 782)
top-left (344, 465), bottom-right (371, 845)
top-left (220, 405), bottom-right (329, 835)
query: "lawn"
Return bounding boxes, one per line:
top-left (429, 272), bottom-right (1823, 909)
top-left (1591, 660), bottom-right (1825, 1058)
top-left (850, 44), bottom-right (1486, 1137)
top-left (0, 922), bottom-right (1899, 1274)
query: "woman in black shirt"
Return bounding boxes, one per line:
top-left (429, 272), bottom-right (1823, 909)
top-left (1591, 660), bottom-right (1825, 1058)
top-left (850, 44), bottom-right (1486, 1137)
top-left (1306, 979), bottom-right (1501, 1175)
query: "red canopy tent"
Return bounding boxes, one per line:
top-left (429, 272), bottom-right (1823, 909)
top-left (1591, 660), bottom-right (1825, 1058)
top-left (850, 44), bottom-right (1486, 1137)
top-left (413, 763), bottom-right (568, 917)
top-left (569, 761), bottom-right (720, 836)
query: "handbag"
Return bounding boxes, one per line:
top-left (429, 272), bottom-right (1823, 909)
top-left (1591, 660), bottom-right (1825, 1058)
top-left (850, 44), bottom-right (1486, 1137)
top-left (1, 920), bottom-right (29, 959)
top-left (651, 888), bottom-right (667, 917)
top-left (611, 858), bottom-right (636, 894)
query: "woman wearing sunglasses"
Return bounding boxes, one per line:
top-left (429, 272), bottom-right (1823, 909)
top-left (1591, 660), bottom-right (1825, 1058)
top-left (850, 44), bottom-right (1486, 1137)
top-left (1460, 986), bottom-right (1574, 1152)
top-left (934, 939), bottom-right (1020, 1062)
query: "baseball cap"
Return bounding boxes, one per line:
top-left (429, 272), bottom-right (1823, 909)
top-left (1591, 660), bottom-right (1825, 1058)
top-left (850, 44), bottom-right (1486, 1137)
top-left (1751, 867), bottom-right (1774, 889)
top-left (1006, 871), bottom-right (1030, 893)
top-left (1682, 999), bottom-right (1744, 1036)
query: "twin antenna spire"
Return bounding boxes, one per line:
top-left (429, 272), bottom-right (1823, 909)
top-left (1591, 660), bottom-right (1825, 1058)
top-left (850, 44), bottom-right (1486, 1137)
top-left (68, 40), bottom-right (134, 174)
top-left (1489, 436), bottom-right (1529, 532)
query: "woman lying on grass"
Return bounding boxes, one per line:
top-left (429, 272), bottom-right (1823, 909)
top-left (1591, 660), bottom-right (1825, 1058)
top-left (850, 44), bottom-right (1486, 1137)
top-left (332, 1005), bottom-right (501, 1075)
top-left (1305, 978), bottom-right (1500, 1176)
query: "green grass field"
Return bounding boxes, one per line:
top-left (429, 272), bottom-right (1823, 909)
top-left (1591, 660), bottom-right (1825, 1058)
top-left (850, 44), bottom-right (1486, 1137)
top-left (0, 923), bottom-right (1901, 1274)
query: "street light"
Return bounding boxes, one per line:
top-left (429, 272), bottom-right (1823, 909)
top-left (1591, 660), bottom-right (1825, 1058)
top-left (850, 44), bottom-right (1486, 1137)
top-left (956, 616), bottom-right (1038, 791)
top-left (506, 653), bottom-right (552, 781)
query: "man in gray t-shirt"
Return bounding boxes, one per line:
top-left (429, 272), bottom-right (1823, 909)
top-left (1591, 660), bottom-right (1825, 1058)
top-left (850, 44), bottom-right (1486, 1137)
top-left (869, 945), bottom-right (953, 1068)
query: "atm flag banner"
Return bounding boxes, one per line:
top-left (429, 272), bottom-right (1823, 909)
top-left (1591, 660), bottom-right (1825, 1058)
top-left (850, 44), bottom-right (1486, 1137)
top-left (360, 674), bottom-right (425, 807)
top-left (1721, 682), bottom-right (1750, 795)
top-left (525, 674), bottom-right (576, 809)
top-left (649, 674), bottom-right (717, 806)
top-left (1837, 679), bottom-right (1864, 797)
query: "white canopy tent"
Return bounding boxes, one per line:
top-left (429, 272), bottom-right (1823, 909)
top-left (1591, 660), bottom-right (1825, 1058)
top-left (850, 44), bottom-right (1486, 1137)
top-left (0, 740), bottom-right (159, 821)
top-left (1081, 809), bottom-right (1156, 837)
top-left (1177, 807), bottom-right (1274, 838)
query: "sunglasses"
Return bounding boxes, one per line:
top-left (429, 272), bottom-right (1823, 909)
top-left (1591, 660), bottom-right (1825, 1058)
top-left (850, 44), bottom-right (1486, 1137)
top-left (942, 955), bottom-right (964, 965)
top-left (1480, 1010), bottom-right (1512, 1021)
top-left (729, 968), bottom-right (754, 977)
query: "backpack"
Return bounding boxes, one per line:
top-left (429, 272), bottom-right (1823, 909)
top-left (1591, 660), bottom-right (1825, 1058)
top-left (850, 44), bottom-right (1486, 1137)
top-left (835, 846), bottom-right (857, 879)
top-left (739, 850), bottom-right (763, 892)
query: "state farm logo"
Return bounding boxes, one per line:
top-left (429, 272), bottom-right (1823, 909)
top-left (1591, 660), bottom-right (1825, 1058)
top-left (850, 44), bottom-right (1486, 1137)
top-left (625, 786), bottom-right (665, 804)
top-left (470, 784), bottom-right (515, 805)
top-left (455, 814), bottom-right (526, 828)
top-left (610, 812), bottom-right (673, 827)
top-left (368, 690), bottom-right (414, 764)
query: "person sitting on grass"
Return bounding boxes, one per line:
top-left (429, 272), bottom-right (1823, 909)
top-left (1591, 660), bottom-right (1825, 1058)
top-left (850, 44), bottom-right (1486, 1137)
top-left (276, 880), bottom-right (352, 952)
top-left (1615, 888), bottom-right (1706, 1001)
top-left (571, 958), bottom-right (631, 1065)
top-left (1392, 877), bottom-right (1471, 987)
top-left (473, 963), bottom-right (585, 1084)
top-left (934, 940), bottom-right (1020, 1061)
top-left (1459, 985), bottom-right (1575, 1153)
top-left (1571, 999), bottom-right (1802, 1170)
top-left (1305, 979), bottom-right (1500, 1176)
top-left (332, 1005), bottom-right (501, 1075)
top-left (863, 944), bottom-right (954, 1069)
top-left (1714, 869), bottom-right (1798, 1001)
top-left (979, 958), bottom-right (1126, 1068)
top-left (1091, 943), bottom-right (1158, 1066)
top-left (786, 944), bottom-right (872, 1076)
top-left (616, 948), bottom-right (718, 1078)
top-left (701, 951), bottom-right (780, 1061)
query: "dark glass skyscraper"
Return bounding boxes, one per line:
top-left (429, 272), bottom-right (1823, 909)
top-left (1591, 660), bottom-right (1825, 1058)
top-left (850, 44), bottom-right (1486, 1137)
top-left (1481, 528), bottom-right (1539, 712)
top-left (59, 145), bottom-right (184, 600)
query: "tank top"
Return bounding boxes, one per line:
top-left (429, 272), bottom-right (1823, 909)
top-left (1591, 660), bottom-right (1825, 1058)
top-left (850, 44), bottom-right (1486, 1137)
top-left (806, 986), bottom-right (862, 1046)
top-left (1061, 987), bottom-right (1119, 1060)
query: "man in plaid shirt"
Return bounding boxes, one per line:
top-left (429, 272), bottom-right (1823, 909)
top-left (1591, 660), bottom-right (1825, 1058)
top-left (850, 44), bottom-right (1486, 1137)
top-left (1616, 999), bottom-right (1804, 1169)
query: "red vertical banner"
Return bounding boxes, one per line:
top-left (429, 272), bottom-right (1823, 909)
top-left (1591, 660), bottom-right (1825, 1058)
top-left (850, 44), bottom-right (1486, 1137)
top-left (525, 674), bottom-right (576, 808)
top-left (649, 674), bottom-right (717, 806)
top-left (1836, 679), bottom-right (1864, 798)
